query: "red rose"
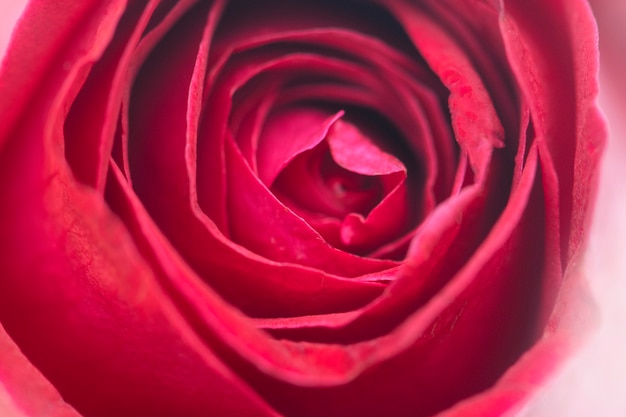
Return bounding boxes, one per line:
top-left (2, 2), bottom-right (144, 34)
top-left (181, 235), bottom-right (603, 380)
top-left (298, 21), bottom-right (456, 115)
top-left (0, 0), bottom-right (604, 416)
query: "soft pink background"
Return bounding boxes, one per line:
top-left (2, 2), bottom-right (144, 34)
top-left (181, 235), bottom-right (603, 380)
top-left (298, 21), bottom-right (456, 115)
top-left (1, 1), bottom-right (625, 416)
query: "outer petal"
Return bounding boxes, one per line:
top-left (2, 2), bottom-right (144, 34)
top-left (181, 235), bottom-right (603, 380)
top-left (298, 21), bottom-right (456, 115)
top-left (433, 256), bottom-right (597, 417)
top-left (0, 2), bottom-right (279, 416)
top-left (0, 158), bottom-right (279, 417)
top-left (0, 0), bottom-right (123, 149)
top-left (0, 1), bottom-right (27, 62)
top-left (499, 0), bottom-right (605, 323)
top-left (0, 323), bottom-right (82, 417)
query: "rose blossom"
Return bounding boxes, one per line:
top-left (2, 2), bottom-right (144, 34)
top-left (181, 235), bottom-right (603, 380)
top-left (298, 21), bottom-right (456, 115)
top-left (0, 1), bottom-right (604, 417)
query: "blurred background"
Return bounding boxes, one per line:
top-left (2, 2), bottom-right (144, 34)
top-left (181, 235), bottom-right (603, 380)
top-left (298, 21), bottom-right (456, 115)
top-left (1, 1), bottom-right (625, 415)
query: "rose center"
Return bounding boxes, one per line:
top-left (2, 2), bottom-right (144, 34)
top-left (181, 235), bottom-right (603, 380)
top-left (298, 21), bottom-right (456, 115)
top-left (274, 140), bottom-right (385, 219)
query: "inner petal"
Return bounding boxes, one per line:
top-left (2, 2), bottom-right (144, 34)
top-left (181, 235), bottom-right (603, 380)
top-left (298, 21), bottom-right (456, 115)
top-left (257, 106), bottom-right (344, 186)
top-left (258, 105), bottom-right (411, 253)
top-left (273, 141), bottom-right (386, 219)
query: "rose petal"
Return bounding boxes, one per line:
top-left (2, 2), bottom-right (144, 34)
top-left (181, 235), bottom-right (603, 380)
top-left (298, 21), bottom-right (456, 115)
top-left (254, 151), bottom-right (501, 342)
top-left (257, 107), bottom-right (344, 186)
top-left (106, 144), bottom-right (527, 394)
top-left (159, 144), bottom-right (546, 417)
top-left (108, 158), bottom-right (385, 318)
top-left (326, 118), bottom-right (405, 176)
top-left (199, 0), bottom-right (460, 243)
top-left (257, 107), bottom-right (411, 253)
top-left (433, 252), bottom-right (597, 417)
top-left (112, 0), bottom-right (200, 183)
top-left (383, 0), bottom-right (505, 178)
top-left (499, 0), bottom-right (606, 323)
top-left (0, 323), bottom-right (82, 417)
top-left (0, 161), bottom-right (280, 417)
top-left (116, 4), bottom-right (390, 316)
top-left (0, 2), bottom-right (280, 414)
top-left (63, 0), bottom-right (159, 190)
top-left (0, 0), bottom-right (122, 147)
top-left (201, 48), bottom-right (408, 271)
top-left (225, 129), bottom-right (399, 274)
